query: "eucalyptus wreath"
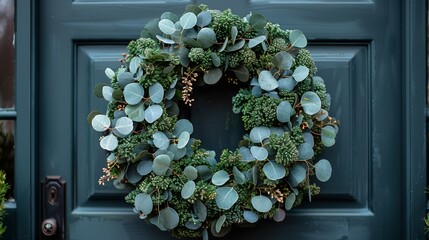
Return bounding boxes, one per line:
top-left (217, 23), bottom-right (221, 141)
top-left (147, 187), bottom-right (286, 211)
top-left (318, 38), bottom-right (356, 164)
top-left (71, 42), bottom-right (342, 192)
top-left (89, 4), bottom-right (339, 239)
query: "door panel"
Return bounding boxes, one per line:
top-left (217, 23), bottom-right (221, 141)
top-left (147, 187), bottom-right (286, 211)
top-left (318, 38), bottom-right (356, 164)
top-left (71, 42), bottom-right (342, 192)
top-left (38, 1), bottom-right (402, 239)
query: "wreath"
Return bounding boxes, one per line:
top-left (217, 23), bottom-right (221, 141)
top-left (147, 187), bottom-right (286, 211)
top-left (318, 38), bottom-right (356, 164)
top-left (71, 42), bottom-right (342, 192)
top-left (88, 4), bottom-right (339, 239)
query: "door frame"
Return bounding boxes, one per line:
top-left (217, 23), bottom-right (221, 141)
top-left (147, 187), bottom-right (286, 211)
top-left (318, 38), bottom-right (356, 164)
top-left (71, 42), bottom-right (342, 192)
top-left (14, 0), bottom-right (426, 239)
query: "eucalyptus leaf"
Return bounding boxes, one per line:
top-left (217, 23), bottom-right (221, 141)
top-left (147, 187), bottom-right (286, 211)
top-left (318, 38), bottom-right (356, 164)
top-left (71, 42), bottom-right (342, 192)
top-left (152, 154), bottom-right (171, 175)
top-left (181, 180), bottom-right (196, 199)
top-left (292, 66), bottom-right (309, 82)
top-left (263, 161), bottom-right (286, 180)
top-left (321, 126), bottom-right (336, 147)
top-left (251, 195), bottom-right (272, 213)
top-left (215, 215), bottom-right (227, 233)
top-left (278, 77), bottom-right (296, 91)
top-left (202, 229), bottom-right (209, 240)
top-left (215, 187), bottom-right (238, 210)
top-left (272, 51), bottom-right (293, 70)
top-left (145, 105), bottom-right (163, 123)
top-left (243, 211), bottom-right (259, 223)
top-left (137, 160), bottom-right (153, 176)
top-left (124, 83), bottom-right (144, 105)
top-left (211, 53), bottom-right (221, 67)
top-left (179, 47), bottom-right (190, 67)
top-left (100, 133), bottom-right (118, 151)
top-left (158, 207), bottom-right (180, 229)
top-left (284, 192), bottom-right (296, 210)
top-left (298, 142), bottom-right (314, 160)
top-left (273, 208), bottom-right (286, 222)
top-left (158, 19), bottom-right (176, 35)
top-left (250, 126), bottom-right (271, 143)
top-left (130, 57), bottom-right (142, 75)
top-left (177, 131), bottom-right (190, 149)
top-left (233, 166), bottom-right (246, 184)
top-left (168, 143), bottom-right (187, 160)
top-left (233, 65), bottom-right (250, 82)
top-left (153, 131), bottom-right (170, 150)
top-left (117, 71), bottom-right (134, 88)
top-left (135, 193), bottom-right (153, 215)
top-left (219, 37), bottom-right (228, 52)
top-left (250, 146), bottom-right (268, 161)
top-left (288, 164), bottom-right (306, 187)
top-left (258, 70), bottom-right (279, 91)
top-left (212, 170), bottom-right (230, 186)
top-left (180, 12), bottom-right (197, 29)
top-left (114, 117), bottom-right (134, 135)
top-left (231, 26), bottom-right (238, 44)
top-left (149, 83), bottom-right (164, 104)
top-left (301, 91), bottom-right (322, 115)
top-left (102, 86), bottom-right (114, 102)
top-left (276, 101), bottom-right (292, 123)
top-left (227, 39), bottom-right (245, 52)
top-left (183, 166), bottom-right (198, 180)
top-left (105, 68), bottom-right (115, 79)
top-left (203, 68), bottom-right (222, 85)
top-left (210, 220), bottom-right (232, 237)
top-left (185, 221), bottom-right (202, 230)
top-left (125, 102), bottom-right (145, 122)
top-left (249, 13), bottom-right (267, 30)
top-left (289, 29), bottom-right (307, 48)
top-left (248, 35), bottom-right (266, 48)
top-left (174, 119), bottom-right (194, 136)
top-left (193, 200), bottom-right (207, 221)
top-left (126, 164), bottom-right (142, 184)
top-left (161, 12), bottom-right (179, 22)
top-left (183, 37), bottom-right (202, 48)
top-left (238, 147), bottom-right (256, 162)
top-left (156, 35), bottom-right (175, 44)
top-left (197, 11), bottom-right (212, 27)
top-left (91, 114), bottom-right (111, 132)
top-left (315, 159), bottom-right (332, 182)
top-left (197, 28), bottom-right (217, 48)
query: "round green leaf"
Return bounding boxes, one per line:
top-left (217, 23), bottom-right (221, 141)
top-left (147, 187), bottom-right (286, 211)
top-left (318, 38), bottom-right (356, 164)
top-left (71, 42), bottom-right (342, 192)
top-left (315, 159), bottom-right (332, 182)
top-left (248, 35), bottom-right (266, 49)
top-left (203, 68), bottom-right (222, 85)
top-left (117, 71), bottom-right (134, 88)
top-left (161, 12), bottom-right (179, 22)
top-left (249, 13), bottom-right (267, 30)
top-left (250, 126), bottom-right (271, 143)
top-left (149, 83), bottom-right (164, 104)
top-left (153, 131), bottom-right (170, 150)
top-left (258, 70), bottom-right (279, 91)
top-left (211, 53), bottom-right (221, 67)
top-left (289, 29), bottom-right (307, 48)
top-left (212, 170), bottom-right (230, 186)
top-left (292, 66), bottom-right (310, 82)
top-left (158, 207), bottom-right (180, 229)
top-left (126, 164), bottom-right (142, 184)
top-left (180, 12), bottom-right (197, 29)
top-left (298, 142), bottom-right (314, 160)
top-left (135, 193), bottom-right (153, 215)
top-left (156, 35), bottom-right (175, 44)
top-left (273, 208), bottom-right (286, 222)
top-left (202, 229), bottom-right (209, 240)
top-left (173, 119), bottom-right (194, 136)
top-left (250, 146), bottom-right (268, 161)
top-left (130, 56), bottom-right (142, 75)
top-left (183, 165), bottom-right (198, 180)
top-left (124, 83), bottom-right (144, 105)
top-left (210, 220), bottom-right (232, 237)
top-left (158, 19), bottom-right (176, 35)
top-left (215, 187), bottom-right (238, 210)
top-left (233, 166), bottom-right (246, 184)
top-left (197, 11), bottom-right (212, 27)
top-left (231, 26), bottom-right (238, 44)
top-left (144, 105), bottom-right (163, 123)
top-left (100, 133), bottom-right (118, 151)
top-left (251, 195), bottom-right (272, 213)
top-left (215, 215), bottom-right (227, 233)
top-left (288, 164), bottom-right (306, 187)
top-left (125, 102), bottom-right (145, 122)
top-left (285, 192), bottom-right (296, 210)
top-left (243, 211), bottom-right (259, 223)
top-left (177, 131), bottom-right (190, 149)
top-left (185, 221), bottom-right (202, 230)
top-left (301, 91), bottom-right (322, 115)
top-left (114, 117), bottom-right (133, 135)
top-left (272, 51), bottom-right (293, 70)
top-left (227, 39), bottom-right (245, 52)
top-left (233, 65), bottom-right (250, 82)
top-left (197, 27), bottom-right (217, 49)
top-left (193, 200), bottom-right (207, 221)
top-left (105, 68), bottom-right (115, 79)
top-left (102, 86), bottom-right (114, 102)
top-left (219, 37), bottom-right (228, 52)
top-left (239, 147), bottom-right (256, 162)
top-left (137, 160), bottom-right (153, 176)
top-left (276, 101), bottom-right (292, 123)
top-left (278, 77), bottom-right (297, 91)
top-left (168, 143), bottom-right (187, 160)
top-left (321, 126), bottom-right (336, 147)
top-left (181, 180), bottom-right (196, 199)
top-left (263, 161), bottom-right (286, 180)
top-left (91, 114), bottom-right (111, 132)
top-left (152, 154), bottom-right (171, 175)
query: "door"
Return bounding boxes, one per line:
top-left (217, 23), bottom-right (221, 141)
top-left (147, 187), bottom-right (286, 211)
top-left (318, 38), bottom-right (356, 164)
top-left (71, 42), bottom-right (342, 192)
top-left (28, 0), bottom-right (425, 239)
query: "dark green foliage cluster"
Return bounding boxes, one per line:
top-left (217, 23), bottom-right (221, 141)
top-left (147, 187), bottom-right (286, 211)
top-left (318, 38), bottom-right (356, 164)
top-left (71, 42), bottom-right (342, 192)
top-left (0, 171), bottom-right (9, 236)
top-left (90, 4), bottom-right (339, 240)
top-left (269, 132), bottom-right (299, 167)
top-left (188, 48), bottom-right (213, 69)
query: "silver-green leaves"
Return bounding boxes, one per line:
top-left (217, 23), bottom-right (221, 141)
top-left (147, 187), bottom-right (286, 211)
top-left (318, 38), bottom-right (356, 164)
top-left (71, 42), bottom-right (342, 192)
top-left (124, 83), bottom-right (144, 105)
top-left (263, 161), bottom-right (286, 180)
top-left (215, 187), bottom-right (238, 210)
top-left (301, 91), bottom-right (322, 115)
top-left (289, 29), bottom-right (307, 48)
top-left (180, 12), bottom-right (197, 29)
top-left (91, 114), bottom-right (110, 132)
top-left (251, 195), bottom-right (272, 213)
top-left (315, 159), bottom-right (332, 182)
top-left (212, 170), bottom-right (230, 186)
top-left (152, 154), bottom-right (171, 175)
top-left (321, 126), bottom-right (337, 147)
top-left (258, 70), bottom-right (279, 91)
top-left (181, 180), bottom-right (196, 199)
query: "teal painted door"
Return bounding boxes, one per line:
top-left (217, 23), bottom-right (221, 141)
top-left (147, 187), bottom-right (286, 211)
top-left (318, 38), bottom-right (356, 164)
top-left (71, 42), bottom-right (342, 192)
top-left (33, 0), bottom-right (424, 239)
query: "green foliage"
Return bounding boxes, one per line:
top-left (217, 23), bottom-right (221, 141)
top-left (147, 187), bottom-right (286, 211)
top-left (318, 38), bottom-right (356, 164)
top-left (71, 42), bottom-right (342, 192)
top-left (0, 171), bottom-right (9, 236)
top-left (90, 4), bottom-right (340, 239)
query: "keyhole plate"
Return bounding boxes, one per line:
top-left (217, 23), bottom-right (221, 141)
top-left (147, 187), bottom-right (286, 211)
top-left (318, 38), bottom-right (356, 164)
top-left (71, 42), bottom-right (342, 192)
top-left (48, 186), bottom-right (57, 204)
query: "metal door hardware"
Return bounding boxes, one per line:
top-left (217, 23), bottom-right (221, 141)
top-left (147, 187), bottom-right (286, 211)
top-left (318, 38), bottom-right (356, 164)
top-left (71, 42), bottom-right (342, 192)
top-left (41, 176), bottom-right (65, 239)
